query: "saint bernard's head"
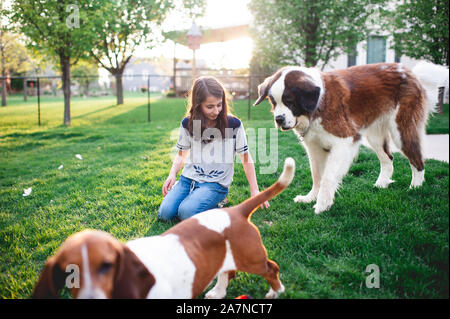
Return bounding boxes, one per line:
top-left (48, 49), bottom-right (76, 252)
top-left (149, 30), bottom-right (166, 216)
top-left (254, 67), bottom-right (324, 135)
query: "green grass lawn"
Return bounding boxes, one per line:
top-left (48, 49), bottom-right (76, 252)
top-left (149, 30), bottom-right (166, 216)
top-left (427, 103), bottom-right (449, 134)
top-left (0, 95), bottom-right (448, 299)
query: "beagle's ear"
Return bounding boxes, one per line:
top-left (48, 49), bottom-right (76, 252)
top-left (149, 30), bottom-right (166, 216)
top-left (112, 245), bottom-right (155, 299)
top-left (32, 257), bottom-right (66, 299)
top-left (254, 70), bottom-right (283, 106)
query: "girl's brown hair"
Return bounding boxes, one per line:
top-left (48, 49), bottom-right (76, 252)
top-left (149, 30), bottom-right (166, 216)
top-left (185, 76), bottom-right (232, 141)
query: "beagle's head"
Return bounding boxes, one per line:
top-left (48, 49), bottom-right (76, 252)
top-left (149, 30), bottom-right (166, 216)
top-left (254, 66), bottom-right (323, 135)
top-left (32, 230), bottom-right (154, 299)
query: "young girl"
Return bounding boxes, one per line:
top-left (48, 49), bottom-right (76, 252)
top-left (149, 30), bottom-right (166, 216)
top-left (158, 76), bottom-right (269, 221)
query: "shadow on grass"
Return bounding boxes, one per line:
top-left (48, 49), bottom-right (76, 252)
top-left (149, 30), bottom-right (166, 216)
top-left (72, 104), bottom-right (118, 120)
top-left (101, 100), bottom-right (186, 125)
top-left (1, 131), bottom-right (85, 140)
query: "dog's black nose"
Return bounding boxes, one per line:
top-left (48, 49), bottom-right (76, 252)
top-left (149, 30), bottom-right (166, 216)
top-left (275, 115), bottom-right (285, 125)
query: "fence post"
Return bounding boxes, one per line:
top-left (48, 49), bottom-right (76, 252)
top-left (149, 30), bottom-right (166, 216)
top-left (37, 77), bottom-right (41, 126)
top-left (248, 75), bottom-right (251, 120)
top-left (147, 75), bottom-right (151, 122)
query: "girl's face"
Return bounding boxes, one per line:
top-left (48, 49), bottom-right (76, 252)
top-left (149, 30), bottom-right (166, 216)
top-left (200, 95), bottom-right (223, 124)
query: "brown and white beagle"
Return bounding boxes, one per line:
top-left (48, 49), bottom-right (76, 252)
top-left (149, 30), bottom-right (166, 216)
top-left (32, 158), bottom-right (295, 299)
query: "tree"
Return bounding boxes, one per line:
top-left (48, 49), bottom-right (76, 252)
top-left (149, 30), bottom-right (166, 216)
top-left (385, 0), bottom-right (449, 66)
top-left (1, 0), bottom-right (10, 106)
top-left (0, 32), bottom-right (34, 106)
top-left (0, 27), bottom-right (8, 106)
top-left (10, 0), bottom-right (103, 125)
top-left (90, 0), bottom-right (206, 105)
top-left (248, 0), bottom-right (385, 69)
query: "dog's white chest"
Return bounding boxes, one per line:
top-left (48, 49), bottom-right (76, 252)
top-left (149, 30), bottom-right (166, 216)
top-left (297, 119), bottom-right (334, 150)
top-left (126, 234), bottom-right (196, 298)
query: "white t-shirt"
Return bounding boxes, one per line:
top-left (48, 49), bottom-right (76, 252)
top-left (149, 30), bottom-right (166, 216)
top-left (176, 116), bottom-right (248, 188)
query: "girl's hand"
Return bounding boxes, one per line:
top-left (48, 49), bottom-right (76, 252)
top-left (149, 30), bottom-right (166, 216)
top-left (261, 200), bottom-right (270, 209)
top-left (250, 189), bottom-right (270, 209)
top-left (162, 175), bottom-right (176, 197)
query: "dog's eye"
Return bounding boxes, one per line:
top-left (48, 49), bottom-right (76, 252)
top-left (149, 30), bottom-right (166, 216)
top-left (98, 262), bottom-right (113, 274)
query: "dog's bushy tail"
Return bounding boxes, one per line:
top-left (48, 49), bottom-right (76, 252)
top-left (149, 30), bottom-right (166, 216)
top-left (412, 61), bottom-right (449, 114)
top-left (232, 157), bottom-right (295, 219)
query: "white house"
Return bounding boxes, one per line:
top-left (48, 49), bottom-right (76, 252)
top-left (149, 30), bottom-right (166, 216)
top-left (324, 34), bottom-right (423, 71)
top-left (323, 30), bottom-right (448, 104)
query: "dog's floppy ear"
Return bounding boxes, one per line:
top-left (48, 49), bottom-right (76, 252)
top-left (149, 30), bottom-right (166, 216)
top-left (291, 86), bottom-right (321, 112)
top-left (112, 244), bottom-right (155, 299)
top-left (32, 256), bottom-right (66, 299)
top-left (254, 77), bottom-right (271, 106)
top-left (254, 70), bottom-right (283, 106)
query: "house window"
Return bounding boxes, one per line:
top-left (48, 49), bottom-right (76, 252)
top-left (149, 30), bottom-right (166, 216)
top-left (367, 36), bottom-right (386, 64)
top-left (347, 44), bottom-right (357, 67)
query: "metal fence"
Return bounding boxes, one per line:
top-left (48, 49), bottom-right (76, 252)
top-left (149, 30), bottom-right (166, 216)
top-left (0, 73), bottom-right (269, 125)
top-left (4, 72), bottom-right (445, 126)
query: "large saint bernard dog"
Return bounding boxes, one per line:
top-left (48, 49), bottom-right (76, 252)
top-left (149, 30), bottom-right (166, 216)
top-left (254, 63), bottom-right (434, 214)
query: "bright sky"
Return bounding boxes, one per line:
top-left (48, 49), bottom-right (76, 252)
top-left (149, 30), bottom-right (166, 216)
top-left (136, 0), bottom-right (254, 70)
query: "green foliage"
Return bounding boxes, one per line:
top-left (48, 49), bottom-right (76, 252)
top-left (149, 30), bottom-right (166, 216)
top-left (90, 0), bottom-right (172, 74)
top-left (383, 0), bottom-right (449, 65)
top-left (177, 0), bottom-right (207, 20)
top-left (71, 60), bottom-right (99, 97)
top-left (71, 60), bottom-right (98, 79)
top-left (90, 0), bottom-right (206, 74)
top-left (88, 0), bottom-right (206, 106)
top-left (0, 32), bottom-right (33, 75)
top-left (9, 0), bottom-right (107, 124)
top-left (248, 0), bottom-right (386, 69)
top-left (9, 0), bottom-right (103, 62)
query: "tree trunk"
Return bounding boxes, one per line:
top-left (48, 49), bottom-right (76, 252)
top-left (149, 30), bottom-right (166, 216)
top-left (84, 80), bottom-right (89, 97)
top-left (1, 28), bottom-right (6, 107)
top-left (115, 73), bottom-right (123, 105)
top-left (1, 49), bottom-right (6, 107)
top-left (1, 78), bottom-right (6, 107)
top-left (60, 54), bottom-right (71, 125)
top-left (304, 48), bottom-right (317, 67)
top-left (24, 78), bottom-right (28, 102)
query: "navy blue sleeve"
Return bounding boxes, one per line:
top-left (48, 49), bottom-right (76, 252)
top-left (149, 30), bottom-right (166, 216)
top-left (227, 116), bottom-right (242, 130)
top-left (181, 117), bottom-right (189, 129)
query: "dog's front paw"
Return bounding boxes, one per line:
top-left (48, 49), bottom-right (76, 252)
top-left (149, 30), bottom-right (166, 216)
top-left (374, 178), bottom-right (395, 189)
top-left (205, 290), bottom-right (225, 299)
top-left (313, 200), bottom-right (332, 214)
top-left (265, 284), bottom-right (285, 299)
top-left (294, 191), bottom-right (316, 203)
top-left (410, 169), bottom-right (425, 189)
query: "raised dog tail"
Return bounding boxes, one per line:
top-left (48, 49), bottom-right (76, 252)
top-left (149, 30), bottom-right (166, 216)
top-left (411, 61), bottom-right (449, 114)
top-left (232, 157), bottom-right (295, 219)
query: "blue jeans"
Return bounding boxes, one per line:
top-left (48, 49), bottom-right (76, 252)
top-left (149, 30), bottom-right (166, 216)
top-left (158, 175), bottom-right (229, 221)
